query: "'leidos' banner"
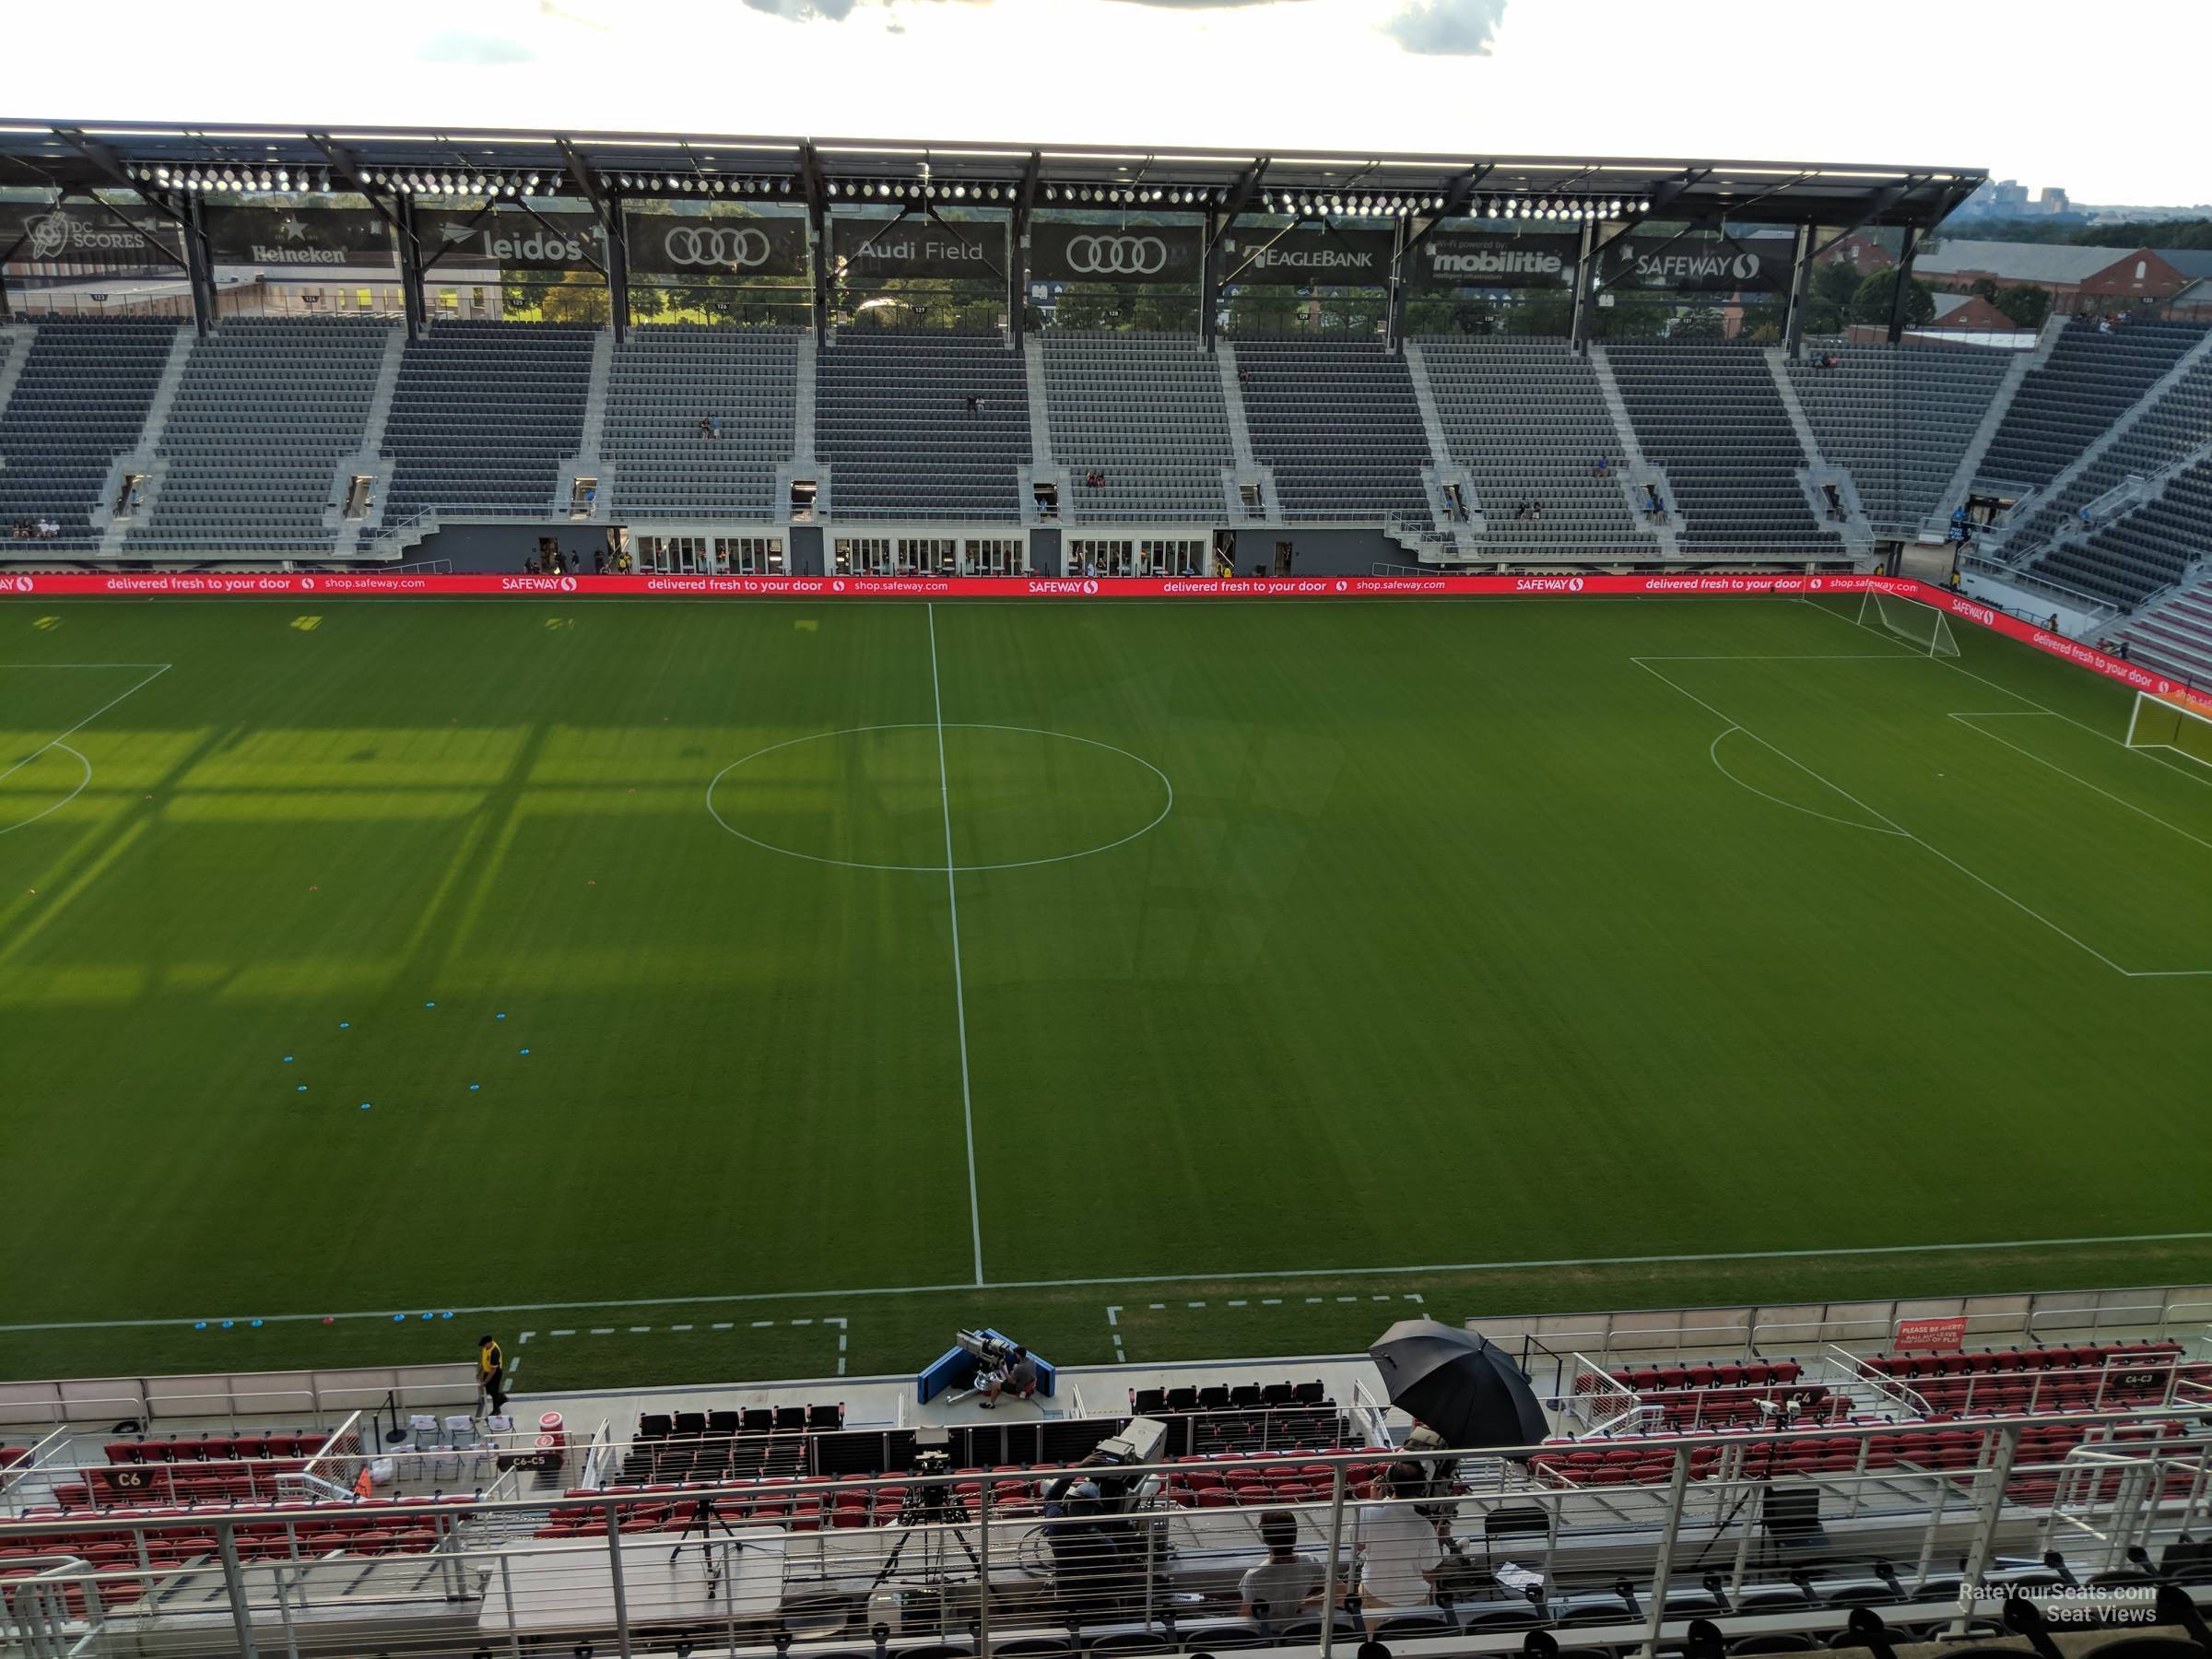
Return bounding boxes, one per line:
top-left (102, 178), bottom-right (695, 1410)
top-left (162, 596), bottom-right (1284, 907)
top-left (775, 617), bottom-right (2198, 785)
top-left (1220, 227), bottom-right (1394, 286)
top-left (1030, 222), bottom-right (1203, 285)
top-left (205, 207), bottom-right (395, 268)
top-left (626, 211), bottom-right (808, 278)
top-left (1413, 232), bottom-right (1579, 290)
top-left (418, 207), bottom-right (604, 271)
top-left (833, 218), bottom-right (1003, 282)
top-left (0, 203), bottom-right (175, 269)
top-left (1603, 233), bottom-right (1784, 294)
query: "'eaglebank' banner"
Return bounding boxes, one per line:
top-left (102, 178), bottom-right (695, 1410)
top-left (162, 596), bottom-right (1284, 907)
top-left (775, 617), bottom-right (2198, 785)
top-left (2, 568), bottom-right (2200, 712)
top-left (1219, 227), bottom-right (1394, 286)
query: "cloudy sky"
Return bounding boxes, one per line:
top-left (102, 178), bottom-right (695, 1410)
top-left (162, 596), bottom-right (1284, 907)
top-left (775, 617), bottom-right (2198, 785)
top-left (14, 0), bottom-right (2208, 207)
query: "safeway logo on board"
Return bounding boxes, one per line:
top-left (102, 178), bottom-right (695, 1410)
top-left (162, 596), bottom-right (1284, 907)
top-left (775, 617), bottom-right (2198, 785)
top-left (1082, 579), bottom-right (1100, 595)
top-left (10, 575), bottom-right (30, 594)
top-left (1569, 576), bottom-right (1585, 592)
top-left (1335, 580), bottom-right (1347, 593)
top-left (300, 577), bottom-right (315, 591)
top-left (833, 580), bottom-right (846, 593)
top-left (560, 576), bottom-right (578, 592)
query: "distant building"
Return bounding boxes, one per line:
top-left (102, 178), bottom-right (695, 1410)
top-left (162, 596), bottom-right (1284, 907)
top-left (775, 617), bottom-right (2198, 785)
top-left (1913, 239), bottom-right (2196, 313)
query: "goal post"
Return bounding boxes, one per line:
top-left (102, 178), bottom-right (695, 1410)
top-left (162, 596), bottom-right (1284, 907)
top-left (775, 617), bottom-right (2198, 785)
top-left (1856, 589), bottom-right (1960, 657)
top-left (2125, 688), bottom-right (2212, 768)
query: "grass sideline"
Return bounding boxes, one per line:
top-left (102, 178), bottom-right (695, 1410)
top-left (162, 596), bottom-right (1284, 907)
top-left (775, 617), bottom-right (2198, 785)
top-left (2, 594), bottom-right (2208, 1393)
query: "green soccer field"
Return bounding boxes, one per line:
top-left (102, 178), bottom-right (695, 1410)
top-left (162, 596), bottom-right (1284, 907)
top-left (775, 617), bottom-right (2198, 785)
top-left (4, 594), bottom-right (2210, 1394)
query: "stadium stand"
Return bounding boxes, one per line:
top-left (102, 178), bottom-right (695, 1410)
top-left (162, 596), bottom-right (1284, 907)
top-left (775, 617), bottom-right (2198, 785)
top-left (128, 318), bottom-right (394, 554)
top-left (1604, 341), bottom-right (1844, 555)
top-left (2123, 570), bottom-right (2212, 681)
top-left (1784, 343), bottom-right (2016, 537)
top-left (1042, 331), bottom-right (1241, 521)
top-left (601, 324), bottom-right (801, 520)
top-left (814, 330), bottom-right (1031, 519)
top-left (1974, 321), bottom-right (2204, 493)
top-left (0, 322), bottom-right (175, 552)
top-left (1417, 336), bottom-right (1642, 549)
top-left (1232, 338), bottom-right (1434, 524)
top-left (2039, 453), bottom-right (2212, 609)
top-left (2001, 352), bottom-right (2212, 557)
top-left (377, 322), bottom-right (597, 522)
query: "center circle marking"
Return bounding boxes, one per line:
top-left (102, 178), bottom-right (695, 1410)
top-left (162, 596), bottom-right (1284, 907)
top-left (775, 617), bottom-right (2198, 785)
top-left (705, 723), bottom-right (1173, 872)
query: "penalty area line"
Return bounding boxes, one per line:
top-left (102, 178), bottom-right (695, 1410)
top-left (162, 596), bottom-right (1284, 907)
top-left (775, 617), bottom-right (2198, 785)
top-left (11, 1230), bottom-right (2212, 1335)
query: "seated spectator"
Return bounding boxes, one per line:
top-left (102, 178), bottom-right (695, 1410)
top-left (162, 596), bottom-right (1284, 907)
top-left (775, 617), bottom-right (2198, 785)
top-left (1355, 1464), bottom-right (1442, 1622)
top-left (709, 417), bottom-right (723, 440)
top-left (1530, 500), bottom-right (1545, 520)
top-left (1241, 1509), bottom-right (1324, 1620)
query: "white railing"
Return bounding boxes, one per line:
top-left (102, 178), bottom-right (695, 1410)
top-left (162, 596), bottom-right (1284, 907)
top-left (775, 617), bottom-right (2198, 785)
top-left (6, 1408), bottom-right (2211, 1659)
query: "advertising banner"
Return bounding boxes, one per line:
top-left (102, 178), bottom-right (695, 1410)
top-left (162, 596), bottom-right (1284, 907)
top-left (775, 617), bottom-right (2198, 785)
top-left (1219, 227), bottom-right (1394, 286)
top-left (1603, 233), bottom-right (1785, 294)
top-left (1893, 1316), bottom-right (1970, 1352)
top-left (0, 203), bottom-right (176, 268)
top-left (417, 207), bottom-right (604, 271)
top-left (205, 207), bottom-right (395, 267)
top-left (1413, 232), bottom-right (1580, 290)
top-left (625, 211), bottom-right (807, 279)
top-left (1030, 223), bottom-right (1203, 285)
top-left (833, 218), bottom-right (1002, 282)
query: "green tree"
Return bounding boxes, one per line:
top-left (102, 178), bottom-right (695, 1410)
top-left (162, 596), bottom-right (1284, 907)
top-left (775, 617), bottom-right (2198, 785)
top-left (1994, 284), bottom-right (2053, 329)
top-left (1803, 260), bottom-right (1862, 335)
top-left (1672, 306), bottom-right (1726, 339)
top-left (1849, 268), bottom-right (1936, 326)
top-left (1224, 287), bottom-right (1301, 336)
top-left (1970, 276), bottom-right (2003, 302)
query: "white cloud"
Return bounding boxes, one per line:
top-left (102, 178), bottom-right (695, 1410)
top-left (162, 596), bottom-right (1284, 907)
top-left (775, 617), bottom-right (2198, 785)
top-left (416, 29), bottom-right (538, 64)
top-left (1382, 0), bottom-right (1505, 55)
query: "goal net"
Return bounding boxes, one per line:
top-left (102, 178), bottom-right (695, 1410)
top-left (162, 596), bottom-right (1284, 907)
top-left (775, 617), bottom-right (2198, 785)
top-left (1857, 590), bottom-right (1960, 657)
top-left (2125, 688), bottom-right (2212, 769)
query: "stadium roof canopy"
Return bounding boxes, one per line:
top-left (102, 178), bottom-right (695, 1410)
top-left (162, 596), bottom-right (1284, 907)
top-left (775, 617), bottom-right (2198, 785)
top-left (0, 121), bottom-right (1984, 229)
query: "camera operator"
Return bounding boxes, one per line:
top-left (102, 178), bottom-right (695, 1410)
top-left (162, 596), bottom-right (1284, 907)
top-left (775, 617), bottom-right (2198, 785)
top-left (979, 1346), bottom-right (1039, 1410)
top-left (1042, 1453), bottom-right (1136, 1623)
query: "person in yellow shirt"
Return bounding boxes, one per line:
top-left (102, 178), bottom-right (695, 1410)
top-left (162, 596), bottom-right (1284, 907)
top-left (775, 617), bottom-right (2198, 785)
top-left (477, 1335), bottom-right (507, 1418)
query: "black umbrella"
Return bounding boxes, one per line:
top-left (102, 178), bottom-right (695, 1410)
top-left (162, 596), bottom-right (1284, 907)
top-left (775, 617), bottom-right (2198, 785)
top-left (1368, 1319), bottom-right (1549, 1451)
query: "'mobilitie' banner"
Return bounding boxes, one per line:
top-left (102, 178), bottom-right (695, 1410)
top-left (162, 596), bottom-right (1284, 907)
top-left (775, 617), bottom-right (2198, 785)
top-left (1412, 232), bottom-right (1580, 290)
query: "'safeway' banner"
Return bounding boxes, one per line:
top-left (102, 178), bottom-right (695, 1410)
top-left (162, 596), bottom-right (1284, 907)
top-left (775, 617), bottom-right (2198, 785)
top-left (2, 569), bottom-right (2194, 712)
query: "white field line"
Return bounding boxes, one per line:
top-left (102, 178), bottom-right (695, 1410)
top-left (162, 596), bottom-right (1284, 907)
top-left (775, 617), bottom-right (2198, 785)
top-left (0, 664), bottom-right (171, 784)
top-left (1805, 597), bottom-right (2212, 793)
top-left (1947, 713), bottom-right (2212, 854)
top-left (927, 604), bottom-right (985, 1287)
top-left (0, 743), bottom-right (91, 836)
top-left (1636, 655), bottom-right (2211, 980)
top-left (1706, 725), bottom-right (1905, 838)
top-left (13, 1230), bottom-right (2212, 1334)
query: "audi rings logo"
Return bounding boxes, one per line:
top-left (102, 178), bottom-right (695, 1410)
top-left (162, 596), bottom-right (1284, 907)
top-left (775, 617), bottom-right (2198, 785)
top-left (559, 576), bottom-right (578, 593)
top-left (662, 226), bottom-right (774, 269)
top-left (1065, 234), bottom-right (1170, 276)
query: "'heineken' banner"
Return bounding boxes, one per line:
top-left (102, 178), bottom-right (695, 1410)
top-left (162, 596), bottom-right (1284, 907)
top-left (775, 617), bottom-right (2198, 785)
top-left (833, 218), bottom-right (1003, 281)
top-left (418, 207), bottom-right (604, 271)
top-left (1030, 222), bottom-right (1203, 285)
top-left (0, 203), bottom-right (176, 269)
top-left (205, 207), bottom-right (394, 267)
top-left (1219, 227), bottom-right (1394, 286)
top-left (1413, 232), bottom-right (1579, 290)
top-left (625, 211), bottom-right (807, 278)
top-left (1603, 233), bottom-right (1784, 294)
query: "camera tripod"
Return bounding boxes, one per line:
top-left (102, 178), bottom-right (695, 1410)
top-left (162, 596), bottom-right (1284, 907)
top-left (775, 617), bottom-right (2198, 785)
top-left (870, 1484), bottom-right (982, 1590)
top-left (667, 1497), bottom-right (747, 1603)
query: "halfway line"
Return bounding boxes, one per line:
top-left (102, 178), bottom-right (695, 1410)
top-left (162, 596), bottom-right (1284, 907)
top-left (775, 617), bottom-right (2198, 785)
top-left (927, 603), bottom-right (986, 1286)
